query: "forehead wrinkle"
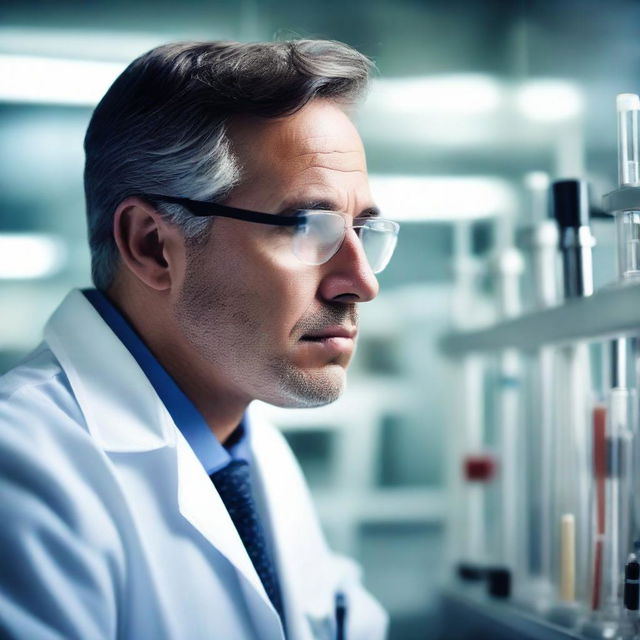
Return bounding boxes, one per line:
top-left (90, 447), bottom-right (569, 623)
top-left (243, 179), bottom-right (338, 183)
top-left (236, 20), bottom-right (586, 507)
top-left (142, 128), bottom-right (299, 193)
top-left (307, 165), bottom-right (366, 174)
top-left (294, 133), bottom-right (363, 155)
top-left (288, 163), bottom-right (367, 183)
top-left (292, 150), bottom-right (366, 175)
top-left (296, 149), bottom-right (362, 157)
top-left (293, 128), bottom-right (363, 146)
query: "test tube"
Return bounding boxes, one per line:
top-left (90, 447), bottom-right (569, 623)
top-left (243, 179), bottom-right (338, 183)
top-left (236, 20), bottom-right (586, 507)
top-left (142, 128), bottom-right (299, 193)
top-left (591, 94), bottom-right (640, 636)
top-left (618, 94), bottom-right (640, 188)
top-left (599, 378), bottom-right (635, 616)
top-left (450, 222), bottom-right (490, 575)
top-left (549, 180), bottom-right (594, 626)
top-left (489, 216), bottom-right (524, 584)
top-left (591, 404), bottom-right (606, 612)
top-left (460, 451), bottom-right (496, 577)
top-left (519, 173), bottom-right (557, 611)
top-left (610, 96), bottom-right (640, 615)
top-left (615, 94), bottom-right (640, 279)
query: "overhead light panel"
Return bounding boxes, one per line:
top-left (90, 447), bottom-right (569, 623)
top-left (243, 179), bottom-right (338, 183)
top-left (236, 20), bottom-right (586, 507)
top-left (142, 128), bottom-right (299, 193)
top-left (370, 175), bottom-right (516, 221)
top-left (0, 54), bottom-right (124, 106)
top-left (0, 234), bottom-right (66, 279)
top-left (516, 79), bottom-right (583, 122)
top-left (0, 27), bottom-right (166, 62)
top-left (370, 74), bottom-right (503, 116)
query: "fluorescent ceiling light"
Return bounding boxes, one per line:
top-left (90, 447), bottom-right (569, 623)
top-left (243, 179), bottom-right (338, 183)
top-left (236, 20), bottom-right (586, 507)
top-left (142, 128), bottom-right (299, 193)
top-left (516, 80), bottom-right (583, 122)
top-left (0, 55), bottom-right (124, 106)
top-left (369, 75), bottom-right (503, 116)
top-left (0, 234), bottom-right (66, 279)
top-left (0, 27), bottom-right (167, 62)
top-left (370, 175), bottom-right (516, 221)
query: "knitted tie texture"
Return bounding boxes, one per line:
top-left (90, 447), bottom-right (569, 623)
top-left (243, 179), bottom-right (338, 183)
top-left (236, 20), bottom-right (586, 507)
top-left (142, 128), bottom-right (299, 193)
top-left (210, 460), bottom-right (285, 623)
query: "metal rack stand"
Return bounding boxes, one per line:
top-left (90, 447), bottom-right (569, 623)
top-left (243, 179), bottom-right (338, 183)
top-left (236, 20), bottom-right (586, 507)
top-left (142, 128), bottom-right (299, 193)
top-left (438, 280), bottom-right (640, 639)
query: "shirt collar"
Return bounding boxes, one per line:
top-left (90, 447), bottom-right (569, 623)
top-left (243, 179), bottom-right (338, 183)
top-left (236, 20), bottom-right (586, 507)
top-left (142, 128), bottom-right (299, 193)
top-left (83, 288), bottom-right (250, 475)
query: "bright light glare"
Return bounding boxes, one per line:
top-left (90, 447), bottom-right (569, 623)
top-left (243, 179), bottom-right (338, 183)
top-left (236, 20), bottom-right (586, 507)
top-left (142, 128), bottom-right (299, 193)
top-left (524, 171), bottom-right (550, 191)
top-left (0, 55), bottom-right (124, 106)
top-left (0, 27), bottom-right (165, 62)
top-left (0, 234), bottom-right (66, 279)
top-left (516, 80), bottom-right (583, 122)
top-left (370, 176), bottom-right (515, 221)
top-left (370, 75), bottom-right (503, 115)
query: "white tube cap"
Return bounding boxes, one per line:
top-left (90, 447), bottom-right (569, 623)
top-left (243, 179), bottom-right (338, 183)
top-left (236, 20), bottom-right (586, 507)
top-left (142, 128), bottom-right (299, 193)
top-left (617, 93), bottom-right (640, 112)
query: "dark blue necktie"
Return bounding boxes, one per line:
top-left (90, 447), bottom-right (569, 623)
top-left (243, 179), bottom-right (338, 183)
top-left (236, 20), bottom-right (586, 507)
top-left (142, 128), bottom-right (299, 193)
top-left (210, 460), bottom-right (286, 627)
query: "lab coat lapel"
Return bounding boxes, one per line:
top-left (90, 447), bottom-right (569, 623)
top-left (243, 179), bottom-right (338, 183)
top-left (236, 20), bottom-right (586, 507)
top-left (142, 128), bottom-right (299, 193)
top-left (249, 405), bottom-right (338, 640)
top-left (44, 290), bottom-right (282, 638)
top-left (172, 428), bottom-right (282, 618)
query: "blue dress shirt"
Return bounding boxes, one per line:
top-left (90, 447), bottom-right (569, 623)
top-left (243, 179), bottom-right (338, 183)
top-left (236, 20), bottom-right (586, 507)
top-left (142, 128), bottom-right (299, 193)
top-left (83, 289), bottom-right (250, 474)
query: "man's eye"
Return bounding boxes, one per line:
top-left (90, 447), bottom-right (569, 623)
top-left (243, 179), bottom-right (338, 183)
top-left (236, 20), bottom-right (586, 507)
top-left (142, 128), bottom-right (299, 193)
top-left (271, 224), bottom-right (296, 236)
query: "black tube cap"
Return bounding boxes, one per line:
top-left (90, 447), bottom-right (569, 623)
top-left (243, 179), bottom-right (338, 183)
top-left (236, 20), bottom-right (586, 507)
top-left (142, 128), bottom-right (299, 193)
top-left (456, 562), bottom-right (485, 582)
top-left (625, 559), bottom-right (640, 610)
top-left (551, 179), bottom-right (590, 228)
top-left (487, 567), bottom-right (511, 598)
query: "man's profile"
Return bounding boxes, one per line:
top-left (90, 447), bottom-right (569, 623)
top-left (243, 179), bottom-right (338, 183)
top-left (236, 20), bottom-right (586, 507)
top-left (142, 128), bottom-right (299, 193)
top-left (0, 40), bottom-right (398, 639)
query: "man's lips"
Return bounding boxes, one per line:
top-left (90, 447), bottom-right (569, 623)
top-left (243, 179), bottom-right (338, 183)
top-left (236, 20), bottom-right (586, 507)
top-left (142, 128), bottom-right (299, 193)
top-left (299, 325), bottom-right (357, 341)
top-left (298, 326), bottom-right (357, 357)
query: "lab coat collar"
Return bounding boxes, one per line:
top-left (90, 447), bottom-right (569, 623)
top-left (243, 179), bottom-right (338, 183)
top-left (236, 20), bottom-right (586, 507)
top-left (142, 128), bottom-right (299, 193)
top-left (44, 290), bottom-right (284, 639)
top-left (44, 289), bottom-right (173, 453)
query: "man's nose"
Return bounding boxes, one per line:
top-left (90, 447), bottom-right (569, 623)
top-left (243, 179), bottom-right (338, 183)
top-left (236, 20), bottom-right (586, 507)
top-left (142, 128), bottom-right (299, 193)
top-left (317, 229), bottom-right (379, 303)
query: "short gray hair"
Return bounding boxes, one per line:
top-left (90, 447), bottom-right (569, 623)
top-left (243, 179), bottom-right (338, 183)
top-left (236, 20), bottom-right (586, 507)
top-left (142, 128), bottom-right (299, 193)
top-left (84, 40), bottom-right (375, 291)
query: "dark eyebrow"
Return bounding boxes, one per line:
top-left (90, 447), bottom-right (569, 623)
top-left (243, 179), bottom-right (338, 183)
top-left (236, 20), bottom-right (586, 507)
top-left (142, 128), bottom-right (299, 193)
top-left (278, 199), bottom-right (381, 218)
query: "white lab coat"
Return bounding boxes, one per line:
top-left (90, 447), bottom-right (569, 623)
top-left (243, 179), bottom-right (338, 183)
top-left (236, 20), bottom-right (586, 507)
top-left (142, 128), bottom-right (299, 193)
top-left (0, 289), bottom-right (388, 640)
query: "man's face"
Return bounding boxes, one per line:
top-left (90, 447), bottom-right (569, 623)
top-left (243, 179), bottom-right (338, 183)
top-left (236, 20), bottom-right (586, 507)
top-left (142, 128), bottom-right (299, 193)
top-left (173, 99), bottom-right (379, 408)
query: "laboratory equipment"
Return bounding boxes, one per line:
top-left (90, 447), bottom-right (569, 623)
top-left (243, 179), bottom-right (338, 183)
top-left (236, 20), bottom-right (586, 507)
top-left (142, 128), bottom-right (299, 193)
top-left (554, 179), bottom-right (594, 299)
top-left (603, 94), bottom-right (640, 280)
top-left (548, 179), bottom-right (595, 628)
top-left (590, 92), bottom-right (640, 638)
top-left (517, 172), bottom-right (559, 614)
top-left (458, 452), bottom-right (496, 580)
top-left (619, 553), bottom-right (640, 639)
top-left (583, 341), bottom-right (636, 638)
top-left (449, 221), bottom-right (494, 580)
top-left (525, 172), bottom-right (560, 310)
top-left (488, 213), bottom-right (525, 592)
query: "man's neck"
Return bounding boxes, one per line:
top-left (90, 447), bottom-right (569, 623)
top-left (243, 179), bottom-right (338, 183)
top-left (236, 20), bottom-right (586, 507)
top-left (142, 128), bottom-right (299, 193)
top-left (107, 285), bottom-right (249, 445)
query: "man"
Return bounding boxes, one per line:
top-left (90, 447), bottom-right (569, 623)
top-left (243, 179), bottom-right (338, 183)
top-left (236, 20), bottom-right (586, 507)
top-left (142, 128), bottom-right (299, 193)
top-left (0, 40), bottom-right (399, 639)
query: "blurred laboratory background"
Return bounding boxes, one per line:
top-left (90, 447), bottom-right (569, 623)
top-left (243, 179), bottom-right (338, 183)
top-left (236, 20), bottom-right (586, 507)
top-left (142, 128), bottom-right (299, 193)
top-left (2, 1), bottom-right (640, 638)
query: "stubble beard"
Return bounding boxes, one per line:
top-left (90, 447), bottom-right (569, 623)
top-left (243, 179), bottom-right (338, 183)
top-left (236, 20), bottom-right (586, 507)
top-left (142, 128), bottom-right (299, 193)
top-left (267, 358), bottom-right (347, 408)
top-left (176, 249), bottom-right (356, 409)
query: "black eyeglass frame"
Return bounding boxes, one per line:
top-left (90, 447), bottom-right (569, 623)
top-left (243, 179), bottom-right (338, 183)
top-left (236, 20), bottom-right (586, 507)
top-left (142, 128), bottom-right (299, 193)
top-left (141, 192), bottom-right (399, 271)
top-left (140, 193), bottom-right (399, 229)
top-left (142, 193), bottom-right (314, 227)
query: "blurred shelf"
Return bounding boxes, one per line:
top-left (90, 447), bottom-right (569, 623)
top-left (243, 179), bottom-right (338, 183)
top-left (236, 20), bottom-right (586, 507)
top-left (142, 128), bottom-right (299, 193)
top-left (440, 281), bottom-right (640, 356)
top-left (314, 488), bottom-right (446, 524)
top-left (254, 380), bottom-right (415, 431)
top-left (437, 588), bottom-right (585, 640)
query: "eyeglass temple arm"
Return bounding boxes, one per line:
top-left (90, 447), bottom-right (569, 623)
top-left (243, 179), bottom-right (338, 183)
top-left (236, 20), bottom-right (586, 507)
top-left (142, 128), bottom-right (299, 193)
top-left (142, 194), bottom-right (301, 227)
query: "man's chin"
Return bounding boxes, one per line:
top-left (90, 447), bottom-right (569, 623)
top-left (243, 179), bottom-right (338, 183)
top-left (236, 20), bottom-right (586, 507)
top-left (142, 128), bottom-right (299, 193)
top-left (266, 363), bottom-right (346, 408)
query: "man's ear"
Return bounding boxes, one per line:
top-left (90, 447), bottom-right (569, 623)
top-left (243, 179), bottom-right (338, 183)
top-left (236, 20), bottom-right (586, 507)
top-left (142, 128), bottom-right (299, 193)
top-left (112, 196), bottom-right (181, 291)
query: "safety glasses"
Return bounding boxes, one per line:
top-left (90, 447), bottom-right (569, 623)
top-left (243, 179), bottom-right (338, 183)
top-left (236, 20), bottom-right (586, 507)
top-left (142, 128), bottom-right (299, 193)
top-left (142, 194), bottom-right (399, 274)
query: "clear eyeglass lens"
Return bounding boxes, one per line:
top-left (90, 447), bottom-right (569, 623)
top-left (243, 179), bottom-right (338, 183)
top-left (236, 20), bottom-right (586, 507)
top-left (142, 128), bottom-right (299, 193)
top-left (360, 219), bottom-right (399, 273)
top-left (292, 212), bottom-right (399, 273)
top-left (292, 212), bottom-right (345, 265)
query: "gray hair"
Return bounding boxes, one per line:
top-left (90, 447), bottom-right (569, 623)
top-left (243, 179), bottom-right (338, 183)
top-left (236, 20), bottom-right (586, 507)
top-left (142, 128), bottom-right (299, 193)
top-left (84, 39), bottom-right (375, 291)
